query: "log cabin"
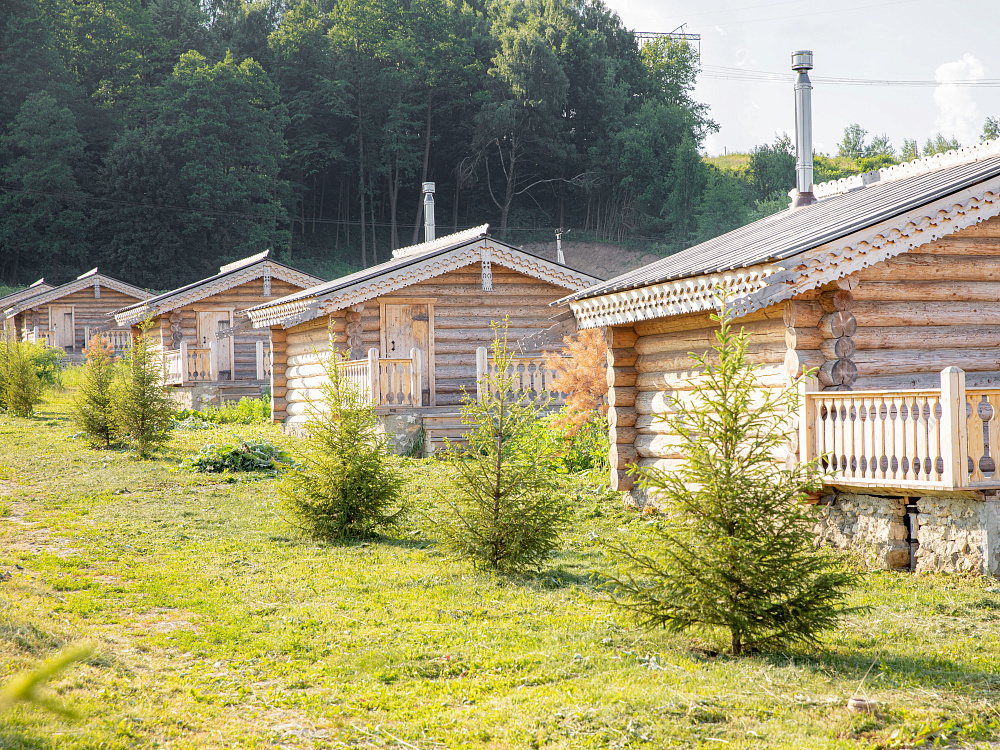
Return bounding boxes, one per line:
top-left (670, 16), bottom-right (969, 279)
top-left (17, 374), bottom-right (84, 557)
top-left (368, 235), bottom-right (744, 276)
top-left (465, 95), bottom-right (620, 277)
top-left (244, 224), bottom-right (602, 452)
top-left (1, 270), bottom-right (148, 362)
top-left (0, 280), bottom-right (52, 340)
top-left (113, 251), bottom-right (324, 408)
top-left (561, 137), bottom-right (1000, 576)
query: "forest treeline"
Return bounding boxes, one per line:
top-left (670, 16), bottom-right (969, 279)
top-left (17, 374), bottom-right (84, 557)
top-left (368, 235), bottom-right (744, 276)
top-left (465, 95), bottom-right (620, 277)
top-left (0, 0), bottom-right (720, 288)
top-left (1, 0), bottom-right (997, 290)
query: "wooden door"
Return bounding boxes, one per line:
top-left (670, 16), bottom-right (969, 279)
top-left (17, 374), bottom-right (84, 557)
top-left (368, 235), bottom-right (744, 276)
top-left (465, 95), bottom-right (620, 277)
top-left (49, 305), bottom-right (74, 349)
top-left (382, 302), bottom-right (433, 405)
top-left (198, 311), bottom-right (233, 380)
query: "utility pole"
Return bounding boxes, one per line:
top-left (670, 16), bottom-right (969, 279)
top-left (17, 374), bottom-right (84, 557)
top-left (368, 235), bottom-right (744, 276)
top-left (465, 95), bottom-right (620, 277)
top-left (555, 228), bottom-right (568, 265)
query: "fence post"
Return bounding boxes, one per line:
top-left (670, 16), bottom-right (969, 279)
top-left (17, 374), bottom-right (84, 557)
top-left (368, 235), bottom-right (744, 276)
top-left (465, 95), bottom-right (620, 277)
top-left (33, 325), bottom-right (39, 343)
top-left (209, 341), bottom-right (219, 382)
top-left (179, 341), bottom-right (188, 385)
top-left (798, 375), bottom-right (819, 465)
top-left (368, 348), bottom-right (379, 406)
top-left (475, 346), bottom-right (488, 403)
top-left (940, 366), bottom-right (968, 488)
top-left (410, 348), bottom-right (422, 407)
top-left (255, 340), bottom-right (265, 381)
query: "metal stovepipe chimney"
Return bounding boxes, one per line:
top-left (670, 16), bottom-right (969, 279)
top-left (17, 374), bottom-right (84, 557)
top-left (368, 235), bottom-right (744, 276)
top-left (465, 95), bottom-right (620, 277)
top-left (791, 50), bottom-right (816, 209)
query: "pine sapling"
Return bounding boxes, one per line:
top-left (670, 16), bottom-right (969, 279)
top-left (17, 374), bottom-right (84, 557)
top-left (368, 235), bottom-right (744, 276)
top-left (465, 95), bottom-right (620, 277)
top-left (607, 301), bottom-right (858, 655)
top-left (0, 339), bottom-right (42, 417)
top-left (114, 321), bottom-right (174, 457)
top-left (435, 321), bottom-right (569, 573)
top-left (73, 334), bottom-right (120, 447)
top-left (282, 349), bottom-right (406, 540)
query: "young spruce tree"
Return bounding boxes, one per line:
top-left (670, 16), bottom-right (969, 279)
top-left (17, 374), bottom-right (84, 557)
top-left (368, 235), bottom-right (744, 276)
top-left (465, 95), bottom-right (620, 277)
top-left (435, 321), bottom-right (569, 573)
top-left (73, 334), bottom-right (120, 448)
top-left (115, 322), bottom-right (174, 457)
top-left (608, 302), bottom-right (857, 656)
top-left (282, 349), bottom-right (406, 540)
top-left (0, 339), bottom-right (43, 417)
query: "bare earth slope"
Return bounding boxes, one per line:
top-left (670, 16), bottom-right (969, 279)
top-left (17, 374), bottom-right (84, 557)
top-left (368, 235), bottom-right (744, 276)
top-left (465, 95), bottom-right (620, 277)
top-left (520, 240), bottom-right (665, 281)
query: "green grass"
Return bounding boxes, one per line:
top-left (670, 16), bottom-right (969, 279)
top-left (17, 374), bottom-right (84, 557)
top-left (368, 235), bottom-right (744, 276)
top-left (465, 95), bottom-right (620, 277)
top-left (2, 390), bottom-right (1000, 748)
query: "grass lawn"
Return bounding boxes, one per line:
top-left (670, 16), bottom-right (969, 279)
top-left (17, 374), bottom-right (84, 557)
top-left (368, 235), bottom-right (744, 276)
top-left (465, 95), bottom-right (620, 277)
top-left (2, 387), bottom-right (1000, 749)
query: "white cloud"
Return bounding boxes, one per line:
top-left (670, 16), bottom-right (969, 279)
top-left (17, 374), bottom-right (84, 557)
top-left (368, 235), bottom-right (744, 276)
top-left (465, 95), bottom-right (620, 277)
top-left (933, 54), bottom-right (985, 145)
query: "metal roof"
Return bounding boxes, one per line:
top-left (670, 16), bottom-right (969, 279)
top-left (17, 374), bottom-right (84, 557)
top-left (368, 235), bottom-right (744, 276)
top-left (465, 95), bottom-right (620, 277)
top-left (115, 252), bottom-right (321, 317)
top-left (563, 154), bottom-right (1000, 303)
top-left (250, 226), bottom-right (494, 311)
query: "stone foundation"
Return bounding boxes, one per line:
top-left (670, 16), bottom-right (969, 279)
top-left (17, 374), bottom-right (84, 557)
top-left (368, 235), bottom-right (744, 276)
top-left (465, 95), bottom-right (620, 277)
top-left (378, 413), bottom-right (423, 456)
top-left (281, 412), bottom-right (424, 457)
top-left (915, 497), bottom-right (985, 574)
top-left (814, 493), bottom-right (910, 569)
top-left (167, 384), bottom-right (224, 410)
top-left (815, 492), bottom-right (1000, 575)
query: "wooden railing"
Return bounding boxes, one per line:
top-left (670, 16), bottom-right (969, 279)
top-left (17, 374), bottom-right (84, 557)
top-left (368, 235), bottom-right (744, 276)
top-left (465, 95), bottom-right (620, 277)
top-left (799, 367), bottom-right (1000, 491)
top-left (83, 327), bottom-right (131, 353)
top-left (339, 348), bottom-right (424, 408)
top-left (255, 340), bottom-right (272, 381)
top-left (27, 327), bottom-right (56, 348)
top-left (476, 347), bottom-right (567, 406)
top-left (162, 342), bottom-right (215, 385)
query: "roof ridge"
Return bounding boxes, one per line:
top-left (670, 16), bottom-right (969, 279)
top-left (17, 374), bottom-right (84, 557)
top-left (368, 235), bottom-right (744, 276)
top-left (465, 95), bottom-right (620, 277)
top-left (813, 139), bottom-right (1000, 199)
top-left (391, 224), bottom-right (489, 259)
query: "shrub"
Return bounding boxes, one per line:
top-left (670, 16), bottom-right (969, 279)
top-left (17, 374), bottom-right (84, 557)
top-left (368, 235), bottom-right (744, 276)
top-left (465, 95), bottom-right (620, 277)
top-left (188, 438), bottom-right (290, 474)
top-left (29, 344), bottom-right (64, 387)
top-left (434, 321), bottom-right (570, 574)
top-left (281, 351), bottom-right (406, 540)
top-left (606, 302), bottom-right (857, 656)
top-left (0, 340), bottom-right (43, 416)
top-left (174, 395), bottom-right (270, 425)
top-left (541, 411), bottom-right (610, 474)
top-left (72, 335), bottom-right (120, 447)
top-left (114, 321), bottom-right (174, 457)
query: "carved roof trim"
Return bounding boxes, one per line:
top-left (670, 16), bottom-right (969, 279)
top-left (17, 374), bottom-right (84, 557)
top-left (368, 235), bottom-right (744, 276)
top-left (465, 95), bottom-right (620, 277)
top-left (247, 238), bottom-right (602, 329)
top-left (114, 260), bottom-right (323, 326)
top-left (571, 178), bottom-right (1000, 329)
top-left (2, 274), bottom-right (149, 319)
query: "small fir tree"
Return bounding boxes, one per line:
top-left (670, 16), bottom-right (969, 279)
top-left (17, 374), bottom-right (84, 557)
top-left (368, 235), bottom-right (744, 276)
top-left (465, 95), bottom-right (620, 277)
top-left (282, 349), bottom-right (406, 540)
top-left (435, 321), bottom-right (569, 573)
top-left (73, 334), bottom-right (120, 448)
top-left (0, 340), bottom-right (43, 417)
top-left (607, 302), bottom-right (857, 656)
top-left (114, 322), bottom-right (174, 457)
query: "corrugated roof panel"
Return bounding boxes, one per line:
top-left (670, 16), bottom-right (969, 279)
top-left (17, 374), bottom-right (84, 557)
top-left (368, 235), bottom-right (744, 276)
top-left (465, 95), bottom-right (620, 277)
top-left (566, 155), bottom-right (1000, 302)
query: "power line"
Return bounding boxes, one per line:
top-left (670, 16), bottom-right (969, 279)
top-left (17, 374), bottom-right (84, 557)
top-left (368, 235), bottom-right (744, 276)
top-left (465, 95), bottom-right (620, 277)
top-left (700, 64), bottom-right (1000, 87)
top-left (703, 0), bottom-right (922, 26)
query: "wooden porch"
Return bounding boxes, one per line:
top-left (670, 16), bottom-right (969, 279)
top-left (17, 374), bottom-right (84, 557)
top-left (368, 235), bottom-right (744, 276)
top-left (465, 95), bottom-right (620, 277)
top-left (340, 346), bottom-right (568, 411)
top-left (800, 367), bottom-right (1000, 494)
top-left (163, 340), bottom-right (273, 386)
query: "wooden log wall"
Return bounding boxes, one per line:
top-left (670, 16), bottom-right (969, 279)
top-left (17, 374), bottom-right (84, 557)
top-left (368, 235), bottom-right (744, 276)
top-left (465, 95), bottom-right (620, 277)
top-left (276, 262), bottom-right (577, 423)
top-left (606, 325), bottom-right (638, 491)
top-left (270, 325), bottom-right (288, 423)
top-left (154, 276), bottom-right (305, 381)
top-left (848, 215), bottom-right (1000, 389)
top-left (281, 312), bottom-right (347, 424)
top-left (22, 287), bottom-right (143, 351)
top-left (628, 305), bottom-right (791, 489)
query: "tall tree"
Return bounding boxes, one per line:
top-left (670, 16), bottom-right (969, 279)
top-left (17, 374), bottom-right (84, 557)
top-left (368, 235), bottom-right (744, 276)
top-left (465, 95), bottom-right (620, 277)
top-left (837, 123), bottom-right (867, 160)
top-left (102, 51), bottom-right (290, 285)
top-left (0, 91), bottom-right (91, 282)
top-left (981, 116), bottom-right (999, 143)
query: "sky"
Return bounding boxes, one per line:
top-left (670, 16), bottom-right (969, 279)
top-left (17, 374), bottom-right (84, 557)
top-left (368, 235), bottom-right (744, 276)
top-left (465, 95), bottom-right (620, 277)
top-left (608, 0), bottom-right (1000, 156)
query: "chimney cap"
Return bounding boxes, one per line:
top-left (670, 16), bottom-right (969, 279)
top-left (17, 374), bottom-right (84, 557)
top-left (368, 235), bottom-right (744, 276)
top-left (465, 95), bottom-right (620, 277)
top-left (422, 182), bottom-right (436, 194)
top-left (791, 50), bottom-right (813, 71)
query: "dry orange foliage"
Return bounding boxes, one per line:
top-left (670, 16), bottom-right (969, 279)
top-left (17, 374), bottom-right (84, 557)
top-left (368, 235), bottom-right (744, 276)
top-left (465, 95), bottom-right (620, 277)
top-left (83, 333), bottom-right (116, 363)
top-left (544, 328), bottom-right (608, 434)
